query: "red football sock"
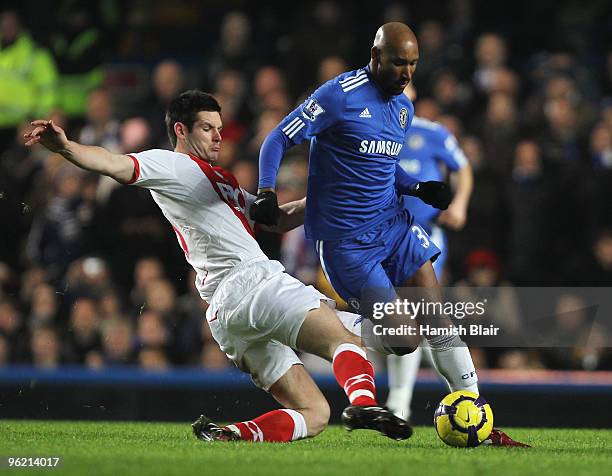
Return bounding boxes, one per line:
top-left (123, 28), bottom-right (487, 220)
top-left (225, 409), bottom-right (308, 442)
top-left (332, 343), bottom-right (378, 406)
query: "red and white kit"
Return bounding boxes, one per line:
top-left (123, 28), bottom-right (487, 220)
top-left (127, 149), bottom-right (332, 390)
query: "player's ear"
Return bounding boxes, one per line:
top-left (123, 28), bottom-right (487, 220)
top-left (371, 46), bottom-right (381, 67)
top-left (174, 122), bottom-right (187, 141)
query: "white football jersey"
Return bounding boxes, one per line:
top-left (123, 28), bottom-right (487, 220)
top-left (127, 149), bottom-right (267, 302)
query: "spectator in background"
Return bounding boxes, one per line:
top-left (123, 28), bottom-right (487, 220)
top-left (143, 279), bottom-right (176, 317)
top-left (205, 11), bottom-right (258, 88)
top-left (27, 282), bottom-right (58, 330)
top-left (0, 298), bottom-right (27, 362)
top-left (146, 60), bottom-right (184, 148)
top-left (414, 97), bottom-right (441, 122)
top-left (19, 266), bottom-right (47, 306)
top-left (212, 69), bottom-right (247, 144)
top-left (244, 109), bottom-right (285, 163)
top-left (0, 10), bottom-right (58, 150)
top-left (590, 121), bottom-right (612, 169)
top-left (101, 318), bottom-right (134, 366)
top-left (506, 140), bottom-right (555, 284)
top-left (476, 92), bottom-right (520, 175)
top-left (487, 68), bottom-right (520, 98)
top-left (564, 229), bottom-right (612, 286)
top-left (248, 65), bottom-right (288, 118)
top-left (64, 297), bottom-right (101, 364)
top-left (30, 325), bottom-right (61, 368)
top-left (414, 21), bottom-right (450, 96)
top-left (50, 2), bottom-right (104, 122)
top-left (472, 33), bottom-right (509, 97)
top-left (25, 167), bottom-right (92, 280)
top-left (431, 69), bottom-right (472, 122)
top-left (137, 310), bottom-right (171, 369)
top-left (539, 97), bottom-right (583, 165)
top-left (98, 288), bottom-right (123, 320)
top-left (78, 88), bottom-right (121, 152)
top-left (130, 257), bottom-right (165, 312)
top-left (137, 310), bottom-right (169, 349)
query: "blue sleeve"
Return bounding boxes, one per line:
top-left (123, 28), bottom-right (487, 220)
top-left (394, 163), bottom-right (419, 195)
top-left (434, 127), bottom-right (468, 171)
top-left (258, 80), bottom-right (344, 189)
top-left (258, 129), bottom-right (292, 189)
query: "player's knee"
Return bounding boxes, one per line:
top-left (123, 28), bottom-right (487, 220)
top-left (304, 398), bottom-right (331, 437)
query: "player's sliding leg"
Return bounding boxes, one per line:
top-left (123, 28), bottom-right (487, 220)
top-left (386, 347), bottom-right (422, 420)
top-left (193, 364), bottom-right (328, 442)
top-left (296, 303), bottom-right (412, 440)
top-left (406, 261), bottom-right (479, 394)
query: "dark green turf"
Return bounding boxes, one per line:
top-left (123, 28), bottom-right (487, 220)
top-left (1, 421), bottom-right (611, 476)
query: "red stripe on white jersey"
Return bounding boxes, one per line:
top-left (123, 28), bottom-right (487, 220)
top-left (126, 154), bottom-right (141, 184)
top-left (188, 154), bottom-right (255, 238)
top-left (172, 225), bottom-right (190, 259)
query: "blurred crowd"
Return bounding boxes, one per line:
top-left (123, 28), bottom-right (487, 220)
top-left (1, 1), bottom-right (611, 372)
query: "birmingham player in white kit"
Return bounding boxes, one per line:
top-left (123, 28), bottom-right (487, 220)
top-left (24, 90), bottom-right (412, 443)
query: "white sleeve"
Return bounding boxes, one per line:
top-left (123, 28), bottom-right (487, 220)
top-left (126, 149), bottom-right (181, 191)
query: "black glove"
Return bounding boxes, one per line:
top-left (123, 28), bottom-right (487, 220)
top-left (249, 191), bottom-right (280, 226)
top-left (411, 181), bottom-right (452, 210)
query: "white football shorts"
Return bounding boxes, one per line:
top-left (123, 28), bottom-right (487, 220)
top-left (206, 259), bottom-right (334, 391)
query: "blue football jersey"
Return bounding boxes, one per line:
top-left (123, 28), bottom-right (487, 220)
top-left (273, 66), bottom-right (414, 241)
top-left (398, 117), bottom-right (467, 232)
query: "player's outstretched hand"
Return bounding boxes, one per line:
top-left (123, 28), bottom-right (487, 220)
top-left (24, 120), bottom-right (69, 153)
top-left (412, 181), bottom-right (452, 210)
top-left (250, 190), bottom-right (280, 226)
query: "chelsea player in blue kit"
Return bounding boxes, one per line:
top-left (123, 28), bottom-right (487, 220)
top-left (386, 85), bottom-right (474, 421)
top-left (252, 23), bottom-right (529, 446)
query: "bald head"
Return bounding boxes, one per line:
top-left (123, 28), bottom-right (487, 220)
top-left (373, 22), bottom-right (417, 51)
top-left (370, 22), bottom-right (419, 96)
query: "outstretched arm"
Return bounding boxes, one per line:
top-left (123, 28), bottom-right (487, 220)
top-left (257, 198), bottom-right (306, 233)
top-left (258, 128), bottom-right (292, 193)
top-left (24, 120), bottom-right (135, 183)
top-left (437, 163), bottom-right (473, 230)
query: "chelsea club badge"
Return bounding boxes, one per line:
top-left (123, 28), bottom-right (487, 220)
top-left (399, 107), bottom-right (408, 128)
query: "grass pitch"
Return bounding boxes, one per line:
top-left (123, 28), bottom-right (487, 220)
top-left (2, 421), bottom-right (611, 476)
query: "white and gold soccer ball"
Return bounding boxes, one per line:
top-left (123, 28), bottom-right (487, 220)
top-left (433, 390), bottom-right (494, 447)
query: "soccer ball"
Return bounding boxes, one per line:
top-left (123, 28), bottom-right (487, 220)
top-left (433, 390), bottom-right (493, 447)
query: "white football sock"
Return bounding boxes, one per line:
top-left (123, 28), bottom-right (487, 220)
top-left (386, 346), bottom-right (422, 420)
top-left (427, 334), bottom-right (479, 394)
